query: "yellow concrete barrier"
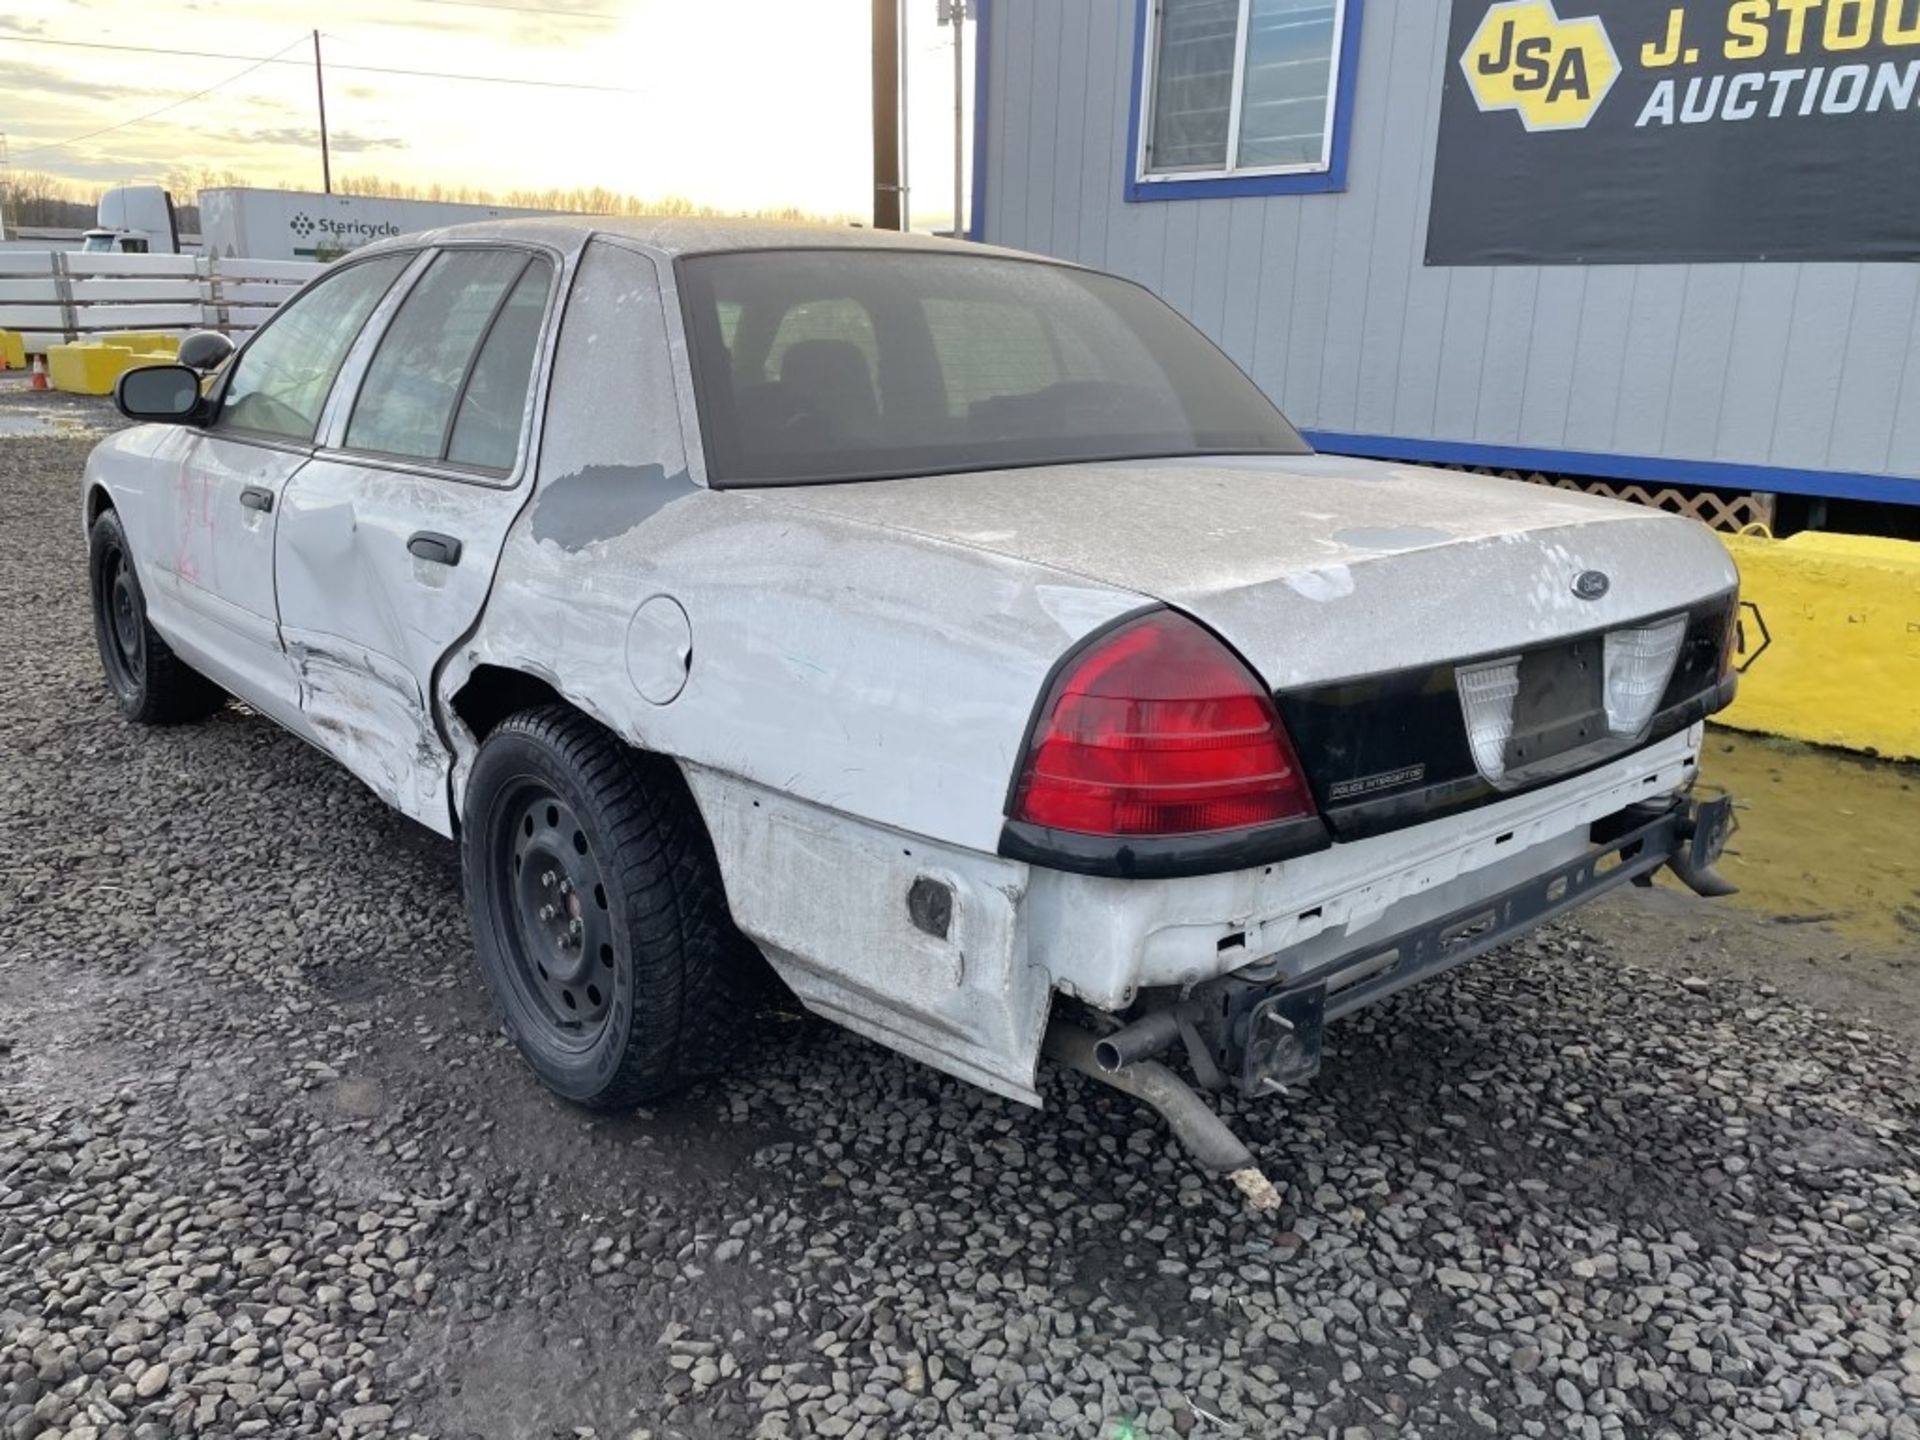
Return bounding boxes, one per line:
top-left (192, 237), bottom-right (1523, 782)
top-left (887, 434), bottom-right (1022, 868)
top-left (1718, 531), bottom-right (1920, 761)
top-left (45, 343), bottom-right (144, 397)
top-left (94, 331), bottom-right (180, 357)
top-left (0, 330), bottom-right (24, 371)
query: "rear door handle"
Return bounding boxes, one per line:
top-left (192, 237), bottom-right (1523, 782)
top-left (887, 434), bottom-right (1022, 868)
top-left (407, 531), bottom-right (463, 567)
top-left (239, 486), bottom-right (274, 513)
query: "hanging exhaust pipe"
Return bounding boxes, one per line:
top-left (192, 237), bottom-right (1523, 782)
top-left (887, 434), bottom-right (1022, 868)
top-left (1045, 1022), bottom-right (1279, 1212)
top-left (1091, 1009), bottom-right (1183, 1073)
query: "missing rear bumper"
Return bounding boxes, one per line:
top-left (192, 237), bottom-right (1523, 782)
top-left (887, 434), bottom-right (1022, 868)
top-left (1089, 792), bottom-right (1734, 1099)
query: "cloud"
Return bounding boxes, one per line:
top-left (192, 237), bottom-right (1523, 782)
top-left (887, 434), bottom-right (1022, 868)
top-left (206, 125), bottom-right (406, 156)
top-left (321, 0), bottom-right (619, 49)
top-left (0, 60), bottom-right (166, 101)
top-left (330, 130), bottom-right (408, 155)
top-left (0, 16), bottom-right (49, 35)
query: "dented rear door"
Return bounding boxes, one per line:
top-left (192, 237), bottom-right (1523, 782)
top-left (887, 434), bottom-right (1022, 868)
top-left (273, 245), bottom-right (558, 833)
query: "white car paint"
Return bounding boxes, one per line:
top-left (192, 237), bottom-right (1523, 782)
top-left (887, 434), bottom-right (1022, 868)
top-left (767, 455), bottom-right (1735, 689)
top-left (83, 218), bottom-right (1738, 1107)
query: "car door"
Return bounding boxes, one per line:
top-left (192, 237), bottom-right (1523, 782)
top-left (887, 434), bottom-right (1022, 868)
top-left (155, 251), bottom-right (416, 723)
top-left (274, 245), bottom-right (557, 834)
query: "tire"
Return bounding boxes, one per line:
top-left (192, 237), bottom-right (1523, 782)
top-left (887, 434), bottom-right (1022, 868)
top-left (461, 705), bottom-right (752, 1108)
top-left (87, 509), bottom-right (225, 725)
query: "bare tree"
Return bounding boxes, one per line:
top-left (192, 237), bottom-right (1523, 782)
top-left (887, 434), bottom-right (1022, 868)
top-left (0, 170), bottom-right (84, 228)
top-left (329, 171), bottom-right (845, 222)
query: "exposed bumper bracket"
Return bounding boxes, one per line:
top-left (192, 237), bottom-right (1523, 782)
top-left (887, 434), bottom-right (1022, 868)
top-left (1091, 792), bottom-right (1735, 1099)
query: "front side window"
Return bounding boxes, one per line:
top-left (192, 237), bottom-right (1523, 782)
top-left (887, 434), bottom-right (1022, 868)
top-left (347, 249), bottom-right (550, 467)
top-left (679, 249), bottom-right (1307, 487)
top-left (1142, 0), bottom-right (1351, 182)
top-left (220, 254), bottom-right (410, 441)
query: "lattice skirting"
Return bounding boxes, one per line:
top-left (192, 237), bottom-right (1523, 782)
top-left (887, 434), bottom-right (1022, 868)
top-left (1446, 466), bottom-right (1775, 535)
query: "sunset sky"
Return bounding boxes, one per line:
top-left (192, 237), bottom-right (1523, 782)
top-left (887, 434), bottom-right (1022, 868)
top-left (1, 0), bottom-right (975, 227)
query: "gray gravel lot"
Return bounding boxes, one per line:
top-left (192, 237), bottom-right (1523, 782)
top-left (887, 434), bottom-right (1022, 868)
top-left (3, 399), bottom-right (1918, 1440)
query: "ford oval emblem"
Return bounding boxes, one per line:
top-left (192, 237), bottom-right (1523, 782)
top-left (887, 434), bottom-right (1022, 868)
top-left (1572, 569), bottom-right (1611, 601)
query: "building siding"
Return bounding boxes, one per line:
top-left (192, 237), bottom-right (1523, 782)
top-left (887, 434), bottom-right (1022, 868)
top-left (976, 0), bottom-right (1920, 495)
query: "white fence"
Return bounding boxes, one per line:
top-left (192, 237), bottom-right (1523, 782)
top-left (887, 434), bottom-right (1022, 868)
top-left (0, 251), bottom-right (322, 353)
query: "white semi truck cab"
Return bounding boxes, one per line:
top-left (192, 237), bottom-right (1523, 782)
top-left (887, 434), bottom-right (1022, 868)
top-left (81, 187), bottom-right (182, 255)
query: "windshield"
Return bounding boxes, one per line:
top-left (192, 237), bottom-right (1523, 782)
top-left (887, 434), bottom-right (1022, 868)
top-left (80, 233), bottom-right (117, 253)
top-left (677, 248), bottom-right (1309, 486)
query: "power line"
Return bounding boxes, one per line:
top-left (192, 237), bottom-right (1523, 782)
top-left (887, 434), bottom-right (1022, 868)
top-left (6, 35), bottom-right (312, 164)
top-left (3, 33), bottom-right (634, 93)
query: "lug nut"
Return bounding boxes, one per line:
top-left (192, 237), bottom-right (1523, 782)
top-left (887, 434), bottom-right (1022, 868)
top-left (559, 879), bottom-right (572, 896)
top-left (541, 870), bottom-right (557, 888)
top-left (539, 904), bottom-right (556, 922)
top-left (568, 917), bottom-right (582, 936)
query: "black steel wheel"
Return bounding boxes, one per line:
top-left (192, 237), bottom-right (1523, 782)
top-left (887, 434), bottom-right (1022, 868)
top-left (495, 786), bottom-right (619, 1042)
top-left (87, 509), bottom-right (224, 724)
top-left (462, 705), bottom-right (755, 1108)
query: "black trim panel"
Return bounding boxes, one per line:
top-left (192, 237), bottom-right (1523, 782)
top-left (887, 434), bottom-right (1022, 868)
top-left (997, 603), bottom-right (1331, 878)
top-left (1278, 593), bottom-right (1738, 842)
top-left (999, 813), bottom-right (1331, 880)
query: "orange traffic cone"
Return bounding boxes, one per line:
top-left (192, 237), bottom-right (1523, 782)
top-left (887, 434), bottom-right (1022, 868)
top-left (29, 356), bottom-right (50, 391)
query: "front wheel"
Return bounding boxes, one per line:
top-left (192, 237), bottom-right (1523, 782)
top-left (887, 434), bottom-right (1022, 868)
top-left (87, 509), bottom-right (224, 724)
top-left (461, 706), bottom-right (752, 1108)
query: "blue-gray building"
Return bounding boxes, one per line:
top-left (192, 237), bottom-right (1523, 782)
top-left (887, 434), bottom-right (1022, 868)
top-left (968, 0), bottom-right (1920, 527)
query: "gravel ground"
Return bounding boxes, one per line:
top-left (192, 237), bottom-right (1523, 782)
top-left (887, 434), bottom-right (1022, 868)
top-left (4, 398), bottom-right (1919, 1440)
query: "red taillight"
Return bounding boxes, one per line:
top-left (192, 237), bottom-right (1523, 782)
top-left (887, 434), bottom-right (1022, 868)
top-left (1010, 611), bottom-right (1315, 838)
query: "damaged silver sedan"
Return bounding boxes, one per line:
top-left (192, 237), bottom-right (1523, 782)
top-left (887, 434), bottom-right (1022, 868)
top-left (83, 219), bottom-right (1740, 1204)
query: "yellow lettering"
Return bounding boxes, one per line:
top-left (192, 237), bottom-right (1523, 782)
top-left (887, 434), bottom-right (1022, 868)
top-left (1643, 6), bottom-right (1686, 66)
top-left (1726, 0), bottom-right (1773, 57)
top-left (1825, 0), bottom-right (1875, 47)
top-left (1886, 0), bottom-right (1920, 43)
top-left (1775, 0), bottom-right (1822, 53)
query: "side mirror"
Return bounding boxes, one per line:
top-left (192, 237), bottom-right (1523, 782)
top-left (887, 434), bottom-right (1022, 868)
top-left (176, 330), bottom-right (235, 373)
top-left (115, 364), bottom-right (207, 426)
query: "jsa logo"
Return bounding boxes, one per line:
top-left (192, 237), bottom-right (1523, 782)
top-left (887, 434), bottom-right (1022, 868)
top-left (1463, 0), bottom-right (1621, 130)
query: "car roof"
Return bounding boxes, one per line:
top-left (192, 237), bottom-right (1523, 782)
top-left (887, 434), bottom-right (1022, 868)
top-left (354, 214), bottom-right (1040, 263)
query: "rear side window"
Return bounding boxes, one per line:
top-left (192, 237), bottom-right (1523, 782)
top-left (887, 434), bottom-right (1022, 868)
top-left (447, 263), bottom-right (551, 469)
top-left (221, 254), bottom-right (409, 441)
top-left (347, 249), bottom-right (551, 468)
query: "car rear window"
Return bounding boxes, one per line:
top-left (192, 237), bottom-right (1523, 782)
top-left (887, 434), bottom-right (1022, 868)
top-left (677, 249), bottom-right (1308, 486)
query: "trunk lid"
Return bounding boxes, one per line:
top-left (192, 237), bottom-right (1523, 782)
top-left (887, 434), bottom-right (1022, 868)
top-left (754, 453), bottom-right (1737, 688)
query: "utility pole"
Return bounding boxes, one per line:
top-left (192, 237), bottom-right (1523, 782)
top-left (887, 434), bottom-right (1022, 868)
top-left (0, 134), bottom-right (14, 242)
top-left (939, 0), bottom-right (972, 237)
top-left (313, 30), bottom-right (333, 195)
top-left (898, 0), bottom-right (910, 232)
top-left (870, 0), bottom-right (900, 230)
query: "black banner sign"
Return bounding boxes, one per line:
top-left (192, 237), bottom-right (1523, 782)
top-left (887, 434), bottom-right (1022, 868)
top-left (1426, 0), bottom-right (1920, 264)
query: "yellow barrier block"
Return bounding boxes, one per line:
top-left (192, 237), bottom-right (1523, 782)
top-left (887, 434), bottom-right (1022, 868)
top-left (0, 330), bottom-right (24, 371)
top-left (93, 331), bottom-right (179, 357)
top-left (1719, 531), bottom-right (1920, 760)
top-left (46, 342), bottom-right (144, 397)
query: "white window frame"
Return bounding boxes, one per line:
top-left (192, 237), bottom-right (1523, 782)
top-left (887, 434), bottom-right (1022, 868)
top-left (1135, 0), bottom-right (1352, 185)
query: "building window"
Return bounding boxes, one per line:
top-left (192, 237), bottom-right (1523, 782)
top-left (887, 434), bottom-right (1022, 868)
top-left (1129, 0), bottom-right (1361, 201)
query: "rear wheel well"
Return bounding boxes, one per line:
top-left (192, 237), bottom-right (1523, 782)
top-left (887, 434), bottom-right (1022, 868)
top-left (449, 665), bottom-right (566, 743)
top-left (446, 670), bottom-right (780, 1005)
